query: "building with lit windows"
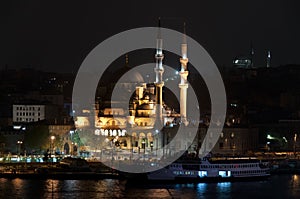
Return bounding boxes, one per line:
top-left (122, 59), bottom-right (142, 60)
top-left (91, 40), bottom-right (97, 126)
top-left (13, 104), bottom-right (46, 123)
top-left (12, 103), bottom-right (60, 124)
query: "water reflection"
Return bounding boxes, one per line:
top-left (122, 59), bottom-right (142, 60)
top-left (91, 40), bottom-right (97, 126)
top-left (290, 175), bottom-right (300, 198)
top-left (291, 174), bottom-right (299, 187)
top-left (41, 179), bottom-right (127, 198)
top-left (0, 175), bottom-right (300, 198)
top-left (196, 183), bottom-right (208, 198)
top-left (197, 183), bottom-right (207, 192)
top-left (217, 182), bottom-right (231, 190)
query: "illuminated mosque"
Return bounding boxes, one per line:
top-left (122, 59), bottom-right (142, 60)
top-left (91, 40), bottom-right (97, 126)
top-left (92, 21), bottom-right (190, 153)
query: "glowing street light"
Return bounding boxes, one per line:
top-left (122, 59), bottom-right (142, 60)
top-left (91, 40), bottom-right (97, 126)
top-left (70, 130), bottom-right (74, 142)
top-left (17, 140), bottom-right (23, 156)
top-left (50, 135), bottom-right (55, 162)
top-left (294, 133), bottom-right (297, 156)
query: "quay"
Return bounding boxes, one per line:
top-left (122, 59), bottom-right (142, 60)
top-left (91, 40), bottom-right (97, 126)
top-left (0, 161), bottom-right (121, 180)
top-left (1, 156), bottom-right (300, 180)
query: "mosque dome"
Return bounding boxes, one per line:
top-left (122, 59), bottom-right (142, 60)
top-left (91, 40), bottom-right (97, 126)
top-left (118, 70), bottom-right (145, 83)
top-left (114, 54), bottom-right (145, 83)
top-left (144, 92), bottom-right (156, 101)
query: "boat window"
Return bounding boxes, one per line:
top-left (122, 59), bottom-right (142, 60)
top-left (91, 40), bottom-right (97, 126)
top-left (198, 171), bottom-right (207, 177)
top-left (219, 170), bottom-right (231, 177)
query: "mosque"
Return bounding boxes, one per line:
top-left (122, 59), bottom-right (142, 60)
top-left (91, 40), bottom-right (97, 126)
top-left (93, 21), bottom-right (190, 154)
top-left (74, 22), bottom-right (261, 157)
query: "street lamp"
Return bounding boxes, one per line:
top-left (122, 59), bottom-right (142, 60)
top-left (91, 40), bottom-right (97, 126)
top-left (70, 130), bottom-right (74, 142)
top-left (294, 134), bottom-right (297, 157)
top-left (17, 140), bottom-right (23, 157)
top-left (230, 133), bottom-right (235, 156)
top-left (266, 142), bottom-right (271, 151)
top-left (50, 136), bottom-right (55, 162)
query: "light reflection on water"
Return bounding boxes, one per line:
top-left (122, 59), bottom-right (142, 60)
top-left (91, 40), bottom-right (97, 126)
top-left (290, 174), bottom-right (300, 198)
top-left (0, 175), bottom-right (300, 198)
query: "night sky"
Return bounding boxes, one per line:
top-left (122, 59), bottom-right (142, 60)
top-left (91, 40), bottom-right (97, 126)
top-left (1, 0), bottom-right (300, 73)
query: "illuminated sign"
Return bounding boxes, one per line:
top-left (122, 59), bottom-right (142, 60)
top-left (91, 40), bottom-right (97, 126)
top-left (94, 129), bottom-right (126, 136)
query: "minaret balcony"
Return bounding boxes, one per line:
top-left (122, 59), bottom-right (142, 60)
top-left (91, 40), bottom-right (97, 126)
top-left (179, 83), bottom-right (188, 89)
top-left (155, 54), bottom-right (164, 60)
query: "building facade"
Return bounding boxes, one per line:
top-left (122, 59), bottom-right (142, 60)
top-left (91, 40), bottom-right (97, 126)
top-left (13, 105), bottom-right (46, 123)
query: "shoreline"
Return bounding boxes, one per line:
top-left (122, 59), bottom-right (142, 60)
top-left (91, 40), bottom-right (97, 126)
top-left (1, 158), bottom-right (300, 181)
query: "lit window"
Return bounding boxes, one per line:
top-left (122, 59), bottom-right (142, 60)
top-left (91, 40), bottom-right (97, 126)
top-left (198, 171), bottom-right (207, 177)
top-left (219, 171), bottom-right (231, 177)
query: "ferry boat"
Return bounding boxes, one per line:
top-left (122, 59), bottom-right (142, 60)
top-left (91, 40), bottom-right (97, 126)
top-left (146, 156), bottom-right (270, 182)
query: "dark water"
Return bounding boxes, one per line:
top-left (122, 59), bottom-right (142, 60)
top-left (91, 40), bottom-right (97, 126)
top-left (0, 175), bottom-right (299, 199)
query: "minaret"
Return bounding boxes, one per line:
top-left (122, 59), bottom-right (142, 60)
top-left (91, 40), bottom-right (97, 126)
top-left (154, 18), bottom-right (164, 125)
top-left (266, 50), bottom-right (271, 68)
top-left (125, 54), bottom-right (129, 68)
top-left (250, 42), bottom-right (254, 68)
top-left (179, 22), bottom-right (189, 126)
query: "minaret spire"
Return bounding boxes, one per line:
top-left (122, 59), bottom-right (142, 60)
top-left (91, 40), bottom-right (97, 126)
top-left (267, 50), bottom-right (271, 68)
top-left (125, 54), bottom-right (129, 68)
top-left (179, 22), bottom-right (189, 126)
top-left (158, 17), bottom-right (161, 27)
top-left (250, 41), bottom-right (254, 68)
top-left (183, 22), bottom-right (187, 45)
top-left (154, 17), bottom-right (165, 125)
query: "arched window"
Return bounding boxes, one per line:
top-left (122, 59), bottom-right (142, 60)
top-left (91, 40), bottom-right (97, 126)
top-left (139, 132), bottom-right (146, 139)
top-left (147, 133), bottom-right (153, 142)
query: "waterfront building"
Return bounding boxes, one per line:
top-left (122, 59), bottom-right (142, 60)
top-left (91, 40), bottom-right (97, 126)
top-left (13, 104), bottom-right (46, 123)
top-left (84, 21), bottom-right (189, 154)
top-left (194, 127), bottom-right (259, 156)
top-left (48, 123), bottom-right (75, 155)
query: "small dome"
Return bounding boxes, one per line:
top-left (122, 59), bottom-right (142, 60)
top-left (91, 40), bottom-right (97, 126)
top-left (144, 91), bottom-right (156, 101)
top-left (137, 103), bottom-right (151, 110)
top-left (119, 70), bottom-right (144, 83)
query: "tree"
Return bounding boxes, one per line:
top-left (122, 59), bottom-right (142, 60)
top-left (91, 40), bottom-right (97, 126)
top-left (24, 124), bottom-right (49, 153)
top-left (0, 135), bottom-right (6, 156)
